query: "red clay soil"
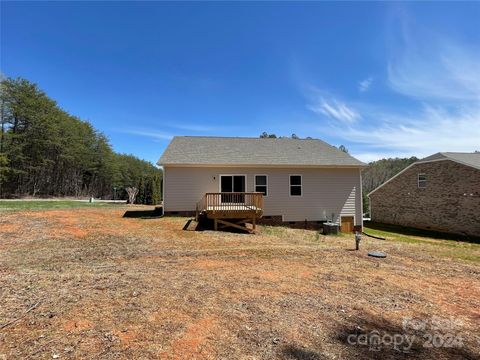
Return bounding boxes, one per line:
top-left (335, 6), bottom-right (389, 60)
top-left (0, 206), bottom-right (479, 359)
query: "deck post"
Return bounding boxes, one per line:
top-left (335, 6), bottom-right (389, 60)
top-left (203, 192), bottom-right (263, 233)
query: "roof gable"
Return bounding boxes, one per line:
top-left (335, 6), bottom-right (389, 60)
top-left (368, 151), bottom-right (480, 196)
top-left (437, 152), bottom-right (480, 170)
top-left (158, 136), bottom-right (365, 167)
top-left (417, 152), bottom-right (480, 170)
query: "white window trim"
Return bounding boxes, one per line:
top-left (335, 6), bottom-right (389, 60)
top-left (254, 174), bottom-right (268, 197)
top-left (417, 173), bottom-right (427, 188)
top-left (289, 174), bottom-right (303, 197)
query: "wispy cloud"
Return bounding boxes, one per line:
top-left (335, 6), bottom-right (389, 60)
top-left (337, 104), bottom-right (480, 162)
top-left (358, 77), bottom-right (373, 92)
top-left (118, 129), bottom-right (173, 141)
top-left (388, 45), bottom-right (480, 101)
top-left (387, 11), bottom-right (480, 101)
top-left (308, 96), bottom-right (361, 124)
top-left (167, 124), bottom-right (223, 132)
top-left (301, 9), bottom-right (480, 163)
top-left (117, 123), bottom-right (244, 141)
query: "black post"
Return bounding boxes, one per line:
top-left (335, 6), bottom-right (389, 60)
top-left (355, 232), bottom-right (361, 250)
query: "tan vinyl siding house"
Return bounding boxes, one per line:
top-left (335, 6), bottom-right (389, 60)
top-left (158, 136), bottom-right (365, 230)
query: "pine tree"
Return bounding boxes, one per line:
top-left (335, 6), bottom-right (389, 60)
top-left (0, 76), bottom-right (161, 199)
top-left (150, 172), bottom-right (162, 205)
top-left (137, 177), bottom-right (146, 204)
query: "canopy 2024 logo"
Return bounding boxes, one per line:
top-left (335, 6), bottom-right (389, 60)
top-left (347, 316), bottom-right (464, 352)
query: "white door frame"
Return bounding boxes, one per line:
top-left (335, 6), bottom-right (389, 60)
top-left (218, 174), bottom-right (247, 193)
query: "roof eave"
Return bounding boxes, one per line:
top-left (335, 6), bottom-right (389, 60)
top-left (159, 163), bottom-right (366, 168)
top-left (368, 156), bottom-right (480, 197)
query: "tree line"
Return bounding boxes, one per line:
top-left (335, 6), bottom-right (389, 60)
top-left (0, 77), bottom-right (161, 204)
top-left (362, 156), bottom-right (418, 214)
top-left (260, 132), bottom-right (308, 140)
top-left (259, 132), bottom-right (349, 153)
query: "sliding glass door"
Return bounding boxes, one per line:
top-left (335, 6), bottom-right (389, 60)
top-left (220, 175), bottom-right (245, 203)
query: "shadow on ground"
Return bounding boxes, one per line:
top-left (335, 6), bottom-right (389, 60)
top-left (278, 312), bottom-right (478, 360)
top-left (366, 221), bottom-right (480, 244)
top-left (182, 219), bottom-right (202, 231)
top-left (182, 217), bottom-right (253, 234)
top-left (123, 206), bottom-right (163, 219)
top-left (281, 345), bottom-right (326, 360)
top-left (333, 313), bottom-right (478, 360)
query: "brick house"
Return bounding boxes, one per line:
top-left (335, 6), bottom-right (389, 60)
top-left (368, 152), bottom-right (480, 237)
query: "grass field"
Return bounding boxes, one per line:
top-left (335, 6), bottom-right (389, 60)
top-left (0, 200), bottom-right (125, 211)
top-left (0, 204), bottom-right (479, 359)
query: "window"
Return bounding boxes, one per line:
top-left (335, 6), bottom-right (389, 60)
top-left (255, 175), bottom-right (267, 196)
top-left (290, 175), bottom-right (302, 196)
top-left (418, 174), bottom-right (427, 188)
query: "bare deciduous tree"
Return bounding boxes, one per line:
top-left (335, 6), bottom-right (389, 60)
top-left (126, 187), bottom-right (139, 204)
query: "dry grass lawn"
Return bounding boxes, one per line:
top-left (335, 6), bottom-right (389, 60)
top-left (0, 205), bottom-right (479, 359)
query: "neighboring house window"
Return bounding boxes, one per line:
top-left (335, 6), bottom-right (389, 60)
top-left (255, 175), bottom-right (268, 196)
top-left (418, 174), bottom-right (427, 188)
top-left (290, 175), bottom-right (302, 196)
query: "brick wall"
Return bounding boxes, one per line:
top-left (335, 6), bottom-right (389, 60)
top-left (369, 160), bottom-right (480, 237)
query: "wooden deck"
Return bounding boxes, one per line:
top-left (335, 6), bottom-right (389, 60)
top-left (196, 192), bottom-right (264, 232)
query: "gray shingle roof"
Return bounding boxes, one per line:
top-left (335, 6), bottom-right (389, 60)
top-left (420, 152), bottom-right (480, 170)
top-left (368, 151), bottom-right (480, 196)
top-left (158, 136), bottom-right (365, 167)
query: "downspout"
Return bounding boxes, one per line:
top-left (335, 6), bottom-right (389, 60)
top-left (161, 166), bottom-right (165, 213)
top-left (359, 167), bottom-right (364, 230)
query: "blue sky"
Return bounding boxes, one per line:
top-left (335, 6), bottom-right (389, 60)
top-left (2, 2), bottom-right (479, 164)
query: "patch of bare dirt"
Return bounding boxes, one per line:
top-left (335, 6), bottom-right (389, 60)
top-left (0, 206), bottom-right (479, 359)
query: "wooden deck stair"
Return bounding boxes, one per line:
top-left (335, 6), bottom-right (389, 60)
top-left (196, 192), bottom-right (264, 233)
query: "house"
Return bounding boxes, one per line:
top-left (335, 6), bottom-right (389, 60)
top-left (368, 152), bottom-right (480, 237)
top-left (158, 136), bottom-right (365, 232)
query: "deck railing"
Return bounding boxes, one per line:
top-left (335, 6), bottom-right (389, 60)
top-left (196, 192), bottom-right (263, 220)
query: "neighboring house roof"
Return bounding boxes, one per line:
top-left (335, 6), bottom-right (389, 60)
top-left (368, 152), bottom-right (480, 196)
top-left (158, 136), bottom-right (365, 167)
top-left (419, 152), bottom-right (480, 170)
